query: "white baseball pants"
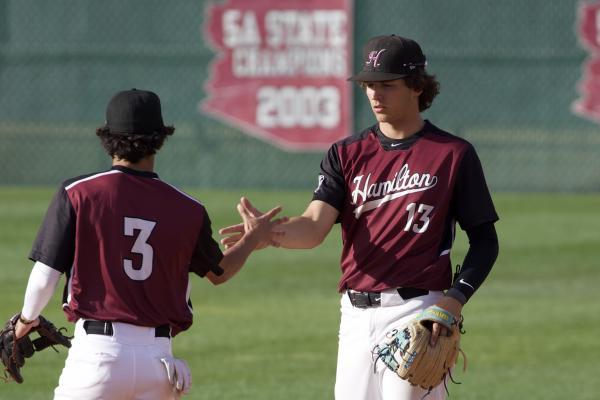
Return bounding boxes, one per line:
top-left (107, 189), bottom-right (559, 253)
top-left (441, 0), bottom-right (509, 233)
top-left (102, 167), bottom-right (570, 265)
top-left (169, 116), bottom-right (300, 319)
top-left (334, 289), bottom-right (447, 400)
top-left (54, 319), bottom-right (178, 400)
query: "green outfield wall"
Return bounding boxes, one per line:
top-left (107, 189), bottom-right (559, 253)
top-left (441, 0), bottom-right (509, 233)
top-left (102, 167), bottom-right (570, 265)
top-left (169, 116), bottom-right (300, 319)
top-left (0, 0), bottom-right (598, 191)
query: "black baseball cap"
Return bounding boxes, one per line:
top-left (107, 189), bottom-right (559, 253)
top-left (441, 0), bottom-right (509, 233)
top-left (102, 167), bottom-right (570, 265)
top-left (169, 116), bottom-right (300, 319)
top-left (348, 35), bottom-right (427, 82)
top-left (104, 89), bottom-right (166, 135)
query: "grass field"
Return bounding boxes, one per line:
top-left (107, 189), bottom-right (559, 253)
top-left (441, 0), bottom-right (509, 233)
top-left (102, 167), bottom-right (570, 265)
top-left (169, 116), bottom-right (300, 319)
top-left (0, 188), bottom-right (599, 399)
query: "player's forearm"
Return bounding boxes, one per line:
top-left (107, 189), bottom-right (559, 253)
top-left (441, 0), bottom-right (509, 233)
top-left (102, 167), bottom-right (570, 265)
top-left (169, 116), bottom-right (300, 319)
top-left (21, 261), bottom-right (61, 320)
top-left (210, 234), bottom-right (260, 285)
top-left (447, 222), bottom-right (499, 304)
top-left (277, 215), bottom-right (332, 249)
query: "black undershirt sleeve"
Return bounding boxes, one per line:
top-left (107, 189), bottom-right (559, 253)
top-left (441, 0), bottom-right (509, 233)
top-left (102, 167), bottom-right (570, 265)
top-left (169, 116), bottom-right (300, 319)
top-left (446, 222), bottom-right (499, 304)
top-left (445, 144), bottom-right (500, 304)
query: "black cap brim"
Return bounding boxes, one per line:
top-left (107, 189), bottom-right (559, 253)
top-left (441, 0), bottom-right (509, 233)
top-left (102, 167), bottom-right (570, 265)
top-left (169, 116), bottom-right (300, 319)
top-left (347, 71), bottom-right (411, 82)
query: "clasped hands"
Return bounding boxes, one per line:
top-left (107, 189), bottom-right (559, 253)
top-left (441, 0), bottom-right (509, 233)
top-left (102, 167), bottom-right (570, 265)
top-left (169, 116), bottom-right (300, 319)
top-left (222, 197), bottom-right (286, 250)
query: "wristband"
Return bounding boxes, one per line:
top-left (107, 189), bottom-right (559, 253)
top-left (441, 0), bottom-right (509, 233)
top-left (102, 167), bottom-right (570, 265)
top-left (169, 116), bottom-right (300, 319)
top-left (18, 314), bottom-right (36, 325)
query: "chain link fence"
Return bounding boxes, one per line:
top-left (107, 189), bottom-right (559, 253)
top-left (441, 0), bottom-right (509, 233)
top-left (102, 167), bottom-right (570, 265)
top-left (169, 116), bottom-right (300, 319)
top-left (0, 0), bottom-right (597, 191)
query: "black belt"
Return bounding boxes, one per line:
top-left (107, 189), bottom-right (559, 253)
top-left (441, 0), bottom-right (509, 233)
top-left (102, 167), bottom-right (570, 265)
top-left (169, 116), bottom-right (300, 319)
top-left (347, 287), bottom-right (429, 308)
top-left (83, 320), bottom-right (170, 338)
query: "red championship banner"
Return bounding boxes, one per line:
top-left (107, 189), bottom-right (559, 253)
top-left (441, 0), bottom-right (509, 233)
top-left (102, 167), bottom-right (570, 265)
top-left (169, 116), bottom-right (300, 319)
top-left (573, 1), bottom-right (600, 122)
top-left (201, 0), bottom-right (353, 150)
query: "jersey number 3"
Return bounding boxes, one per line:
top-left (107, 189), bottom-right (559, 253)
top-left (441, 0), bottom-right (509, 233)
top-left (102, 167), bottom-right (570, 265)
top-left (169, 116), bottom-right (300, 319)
top-left (123, 217), bottom-right (157, 281)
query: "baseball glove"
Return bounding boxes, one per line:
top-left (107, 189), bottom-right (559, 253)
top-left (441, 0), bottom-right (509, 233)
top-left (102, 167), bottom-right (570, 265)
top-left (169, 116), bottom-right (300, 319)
top-left (0, 314), bottom-right (71, 383)
top-left (372, 306), bottom-right (466, 393)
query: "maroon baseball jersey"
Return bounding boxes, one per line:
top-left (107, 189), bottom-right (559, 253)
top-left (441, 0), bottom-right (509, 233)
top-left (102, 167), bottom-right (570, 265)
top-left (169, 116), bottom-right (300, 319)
top-left (313, 120), bottom-right (498, 292)
top-left (29, 166), bottom-right (224, 336)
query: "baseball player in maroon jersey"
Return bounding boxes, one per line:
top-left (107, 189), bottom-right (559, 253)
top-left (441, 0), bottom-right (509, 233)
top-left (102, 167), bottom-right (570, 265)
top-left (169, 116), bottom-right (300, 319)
top-left (221, 35), bottom-right (499, 399)
top-left (12, 89), bottom-right (284, 399)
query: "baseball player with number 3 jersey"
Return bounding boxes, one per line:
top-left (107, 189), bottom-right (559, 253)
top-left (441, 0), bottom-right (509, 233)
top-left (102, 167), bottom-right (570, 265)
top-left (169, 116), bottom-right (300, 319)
top-left (221, 35), bottom-right (499, 400)
top-left (14, 89), bottom-right (284, 399)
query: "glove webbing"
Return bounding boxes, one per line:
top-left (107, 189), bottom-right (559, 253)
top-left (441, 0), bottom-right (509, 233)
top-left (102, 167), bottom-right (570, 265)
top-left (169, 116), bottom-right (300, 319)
top-left (371, 327), bottom-right (416, 373)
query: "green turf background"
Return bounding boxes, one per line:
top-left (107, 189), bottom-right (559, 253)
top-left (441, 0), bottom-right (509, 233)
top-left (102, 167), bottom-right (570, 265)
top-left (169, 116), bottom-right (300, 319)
top-left (1, 188), bottom-right (599, 399)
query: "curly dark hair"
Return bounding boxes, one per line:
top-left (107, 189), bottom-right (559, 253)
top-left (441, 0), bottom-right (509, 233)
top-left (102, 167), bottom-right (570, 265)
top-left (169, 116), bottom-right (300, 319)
top-left (95, 126), bottom-right (175, 163)
top-left (403, 71), bottom-right (440, 112)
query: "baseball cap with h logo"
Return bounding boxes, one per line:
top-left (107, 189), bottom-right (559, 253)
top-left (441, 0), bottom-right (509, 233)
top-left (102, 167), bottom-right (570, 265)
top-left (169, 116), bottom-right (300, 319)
top-left (348, 34), bottom-right (427, 82)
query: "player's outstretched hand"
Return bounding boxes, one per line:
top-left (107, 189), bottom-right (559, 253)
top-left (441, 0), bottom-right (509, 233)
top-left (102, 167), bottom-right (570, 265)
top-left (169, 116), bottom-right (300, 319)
top-left (219, 224), bottom-right (244, 249)
top-left (228, 197), bottom-right (287, 250)
top-left (219, 197), bottom-right (260, 248)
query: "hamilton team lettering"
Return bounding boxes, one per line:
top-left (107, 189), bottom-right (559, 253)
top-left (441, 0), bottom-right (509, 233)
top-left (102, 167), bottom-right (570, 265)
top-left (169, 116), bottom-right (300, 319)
top-left (351, 164), bottom-right (437, 218)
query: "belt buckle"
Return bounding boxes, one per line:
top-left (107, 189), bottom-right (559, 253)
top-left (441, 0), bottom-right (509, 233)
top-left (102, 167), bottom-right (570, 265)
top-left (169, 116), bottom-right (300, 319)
top-left (348, 290), bottom-right (381, 308)
top-left (356, 292), bottom-right (370, 308)
top-left (348, 290), bottom-right (364, 308)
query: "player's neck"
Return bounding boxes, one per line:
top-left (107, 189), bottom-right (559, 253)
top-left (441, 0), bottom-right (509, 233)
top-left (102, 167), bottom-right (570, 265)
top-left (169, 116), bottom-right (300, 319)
top-left (379, 115), bottom-right (424, 140)
top-left (112, 156), bottom-right (155, 172)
